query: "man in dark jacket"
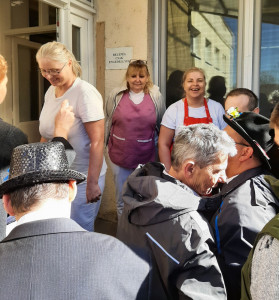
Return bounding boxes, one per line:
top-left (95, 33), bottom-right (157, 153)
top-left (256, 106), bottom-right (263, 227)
top-left (241, 102), bottom-right (279, 299)
top-left (211, 111), bottom-right (279, 300)
top-left (0, 142), bottom-right (151, 300)
top-left (117, 123), bottom-right (237, 299)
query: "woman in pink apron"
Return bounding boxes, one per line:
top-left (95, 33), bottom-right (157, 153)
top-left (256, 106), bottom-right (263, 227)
top-left (105, 60), bottom-right (166, 216)
top-left (158, 67), bottom-right (227, 171)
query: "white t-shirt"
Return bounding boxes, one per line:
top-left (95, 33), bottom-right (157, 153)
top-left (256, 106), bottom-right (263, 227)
top-left (161, 99), bottom-right (227, 137)
top-left (39, 77), bottom-right (107, 176)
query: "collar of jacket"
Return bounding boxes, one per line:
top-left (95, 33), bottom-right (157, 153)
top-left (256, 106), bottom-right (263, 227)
top-left (1, 218), bottom-right (86, 243)
top-left (124, 162), bottom-right (203, 226)
top-left (220, 166), bottom-right (269, 197)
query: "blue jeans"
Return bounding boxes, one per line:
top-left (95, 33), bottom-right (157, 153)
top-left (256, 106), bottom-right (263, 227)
top-left (108, 160), bottom-right (134, 217)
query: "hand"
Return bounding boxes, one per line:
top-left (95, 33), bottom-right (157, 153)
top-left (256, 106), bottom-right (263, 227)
top-left (86, 183), bottom-right (102, 203)
top-left (54, 99), bottom-right (75, 139)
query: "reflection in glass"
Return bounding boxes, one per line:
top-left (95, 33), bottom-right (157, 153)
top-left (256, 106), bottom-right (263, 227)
top-left (259, 2), bottom-right (279, 118)
top-left (11, 0), bottom-right (56, 29)
top-left (72, 25), bottom-right (81, 63)
top-left (167, 0), bottom-right (238, 107)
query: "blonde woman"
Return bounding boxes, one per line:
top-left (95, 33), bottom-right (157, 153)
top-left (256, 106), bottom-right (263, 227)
top-left (37, 42), bottom-right (106, 231)
top-left (105, 59), bottom-right (165, 216)
top-left (158, 67), bottom-right (227, 171)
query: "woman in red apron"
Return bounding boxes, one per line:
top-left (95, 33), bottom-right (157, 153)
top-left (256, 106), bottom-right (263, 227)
top-left (158, 67), bottom-right (226, 171)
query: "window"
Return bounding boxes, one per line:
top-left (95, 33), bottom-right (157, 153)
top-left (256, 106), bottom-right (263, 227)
top-left (11, 0), bottom-right (56, 28)
top-left (190, 26), bottom-right (201, 58)
top-left (214, 47), bottom-right (220, 70)
top-left (72, 25), bottom-right (81, 62)
top-left (78, 0), bottom-right (94, 7)
top-left (205, 39), bottom-right (212, 65)
top-left (259, 1), bottom-right (279, 118)
top-left (166, 0), bottom-right (238, 107)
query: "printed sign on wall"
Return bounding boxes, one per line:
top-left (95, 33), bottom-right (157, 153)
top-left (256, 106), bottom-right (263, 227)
top-left (106, 47), bottom-right (133, 69)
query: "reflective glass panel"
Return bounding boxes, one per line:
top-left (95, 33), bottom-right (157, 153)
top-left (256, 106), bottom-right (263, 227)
top-left (11, 0), bottom-right (56, 29)
top-left (167, 0), bottom-right (238, 108)
top-left (72, 25), bottom-right (81, 62)
top-left (259, 1), bottom-right (279, 118)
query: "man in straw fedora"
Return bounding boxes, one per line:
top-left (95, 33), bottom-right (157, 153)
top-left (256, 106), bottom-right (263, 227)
top-left (0, 142), bottom-right (151, 300)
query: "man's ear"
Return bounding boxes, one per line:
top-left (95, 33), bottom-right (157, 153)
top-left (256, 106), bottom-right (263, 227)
top-left (184, 161), bottom-right (195, 177)
top-left (239, 146), bottom-right (254, 162)
top-left (68, 180), bottom-right (77, 202)
top-left (2, 194), bottom-right (15, 216)
top-left (253, 107), bottom-right (260, 114)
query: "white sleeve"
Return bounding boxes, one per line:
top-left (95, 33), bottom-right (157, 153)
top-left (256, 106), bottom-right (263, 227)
top-left (217, 105), bottom-right (227, 130)
top-left (209, 100), bottom-right (227, 130)
top-left (77, 85), bottom-right (105, 123)
top-left (161, 101), bottom-right (179, 130)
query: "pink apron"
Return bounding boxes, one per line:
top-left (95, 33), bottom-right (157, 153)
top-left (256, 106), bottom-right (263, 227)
top-left (109, 92), bottom-right (156, 169)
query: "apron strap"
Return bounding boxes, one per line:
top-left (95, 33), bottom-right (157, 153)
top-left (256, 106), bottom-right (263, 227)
top-left (184, 98), bottom-right (213, 125)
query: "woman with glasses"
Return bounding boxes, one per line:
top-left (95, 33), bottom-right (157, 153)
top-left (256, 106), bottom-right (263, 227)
top-left (158, 67), bottom-right (227, 172)
top-left (37, 42), bottom-right (107, 232)
top-left (105, 59), bottom-right (165, 217)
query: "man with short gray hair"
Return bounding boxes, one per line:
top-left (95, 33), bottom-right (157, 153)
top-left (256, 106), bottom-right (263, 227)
top-left (117, 123), bottom-right (236, 300)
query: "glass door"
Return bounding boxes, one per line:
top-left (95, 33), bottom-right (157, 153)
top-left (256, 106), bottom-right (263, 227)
top-left (12, 38), bottom-right (44, 142)
top-left (71, 14), bottom-right (90, 81)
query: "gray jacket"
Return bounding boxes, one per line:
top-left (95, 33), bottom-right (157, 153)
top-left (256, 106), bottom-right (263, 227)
top-left (105, 84), bottom-right (165, 145)
top-left (117, 162), bottom-right (227, 300)
top-left (210, 166), bottom-right (279, 300)
top-left (0, 218), bottom-right (152, 300)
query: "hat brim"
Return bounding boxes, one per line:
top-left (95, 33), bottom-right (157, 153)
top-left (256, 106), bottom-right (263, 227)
top-left (0, 169), bottom-right (86, 196)
top-left (223, 114), bottom-right (271, 169)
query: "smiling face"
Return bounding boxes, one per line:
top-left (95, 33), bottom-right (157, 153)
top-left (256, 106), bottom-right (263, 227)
top-left (126, 66), bottom-right (149, 93)
top-left (190, 152), bottom-right (228, 195)
top-left (183, 71), bottom-right (206, 100)
top-left (38, 57), bottom-right (72, 87)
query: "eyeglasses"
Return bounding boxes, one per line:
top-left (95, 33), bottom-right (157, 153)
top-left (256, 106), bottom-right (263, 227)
top-left (39, 62), bottom-right (67, 76)
top-left (129, 59), bottom-right (147, 65)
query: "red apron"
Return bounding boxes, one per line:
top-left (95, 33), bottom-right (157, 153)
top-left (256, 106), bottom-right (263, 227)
top-left (170, 98), bottom-right (212, 152)
top-left (184, 97), bottom-right (212, 125)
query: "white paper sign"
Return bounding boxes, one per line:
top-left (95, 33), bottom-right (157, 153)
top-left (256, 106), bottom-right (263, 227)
top-left (106, 47), bottom-right (133, 70)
